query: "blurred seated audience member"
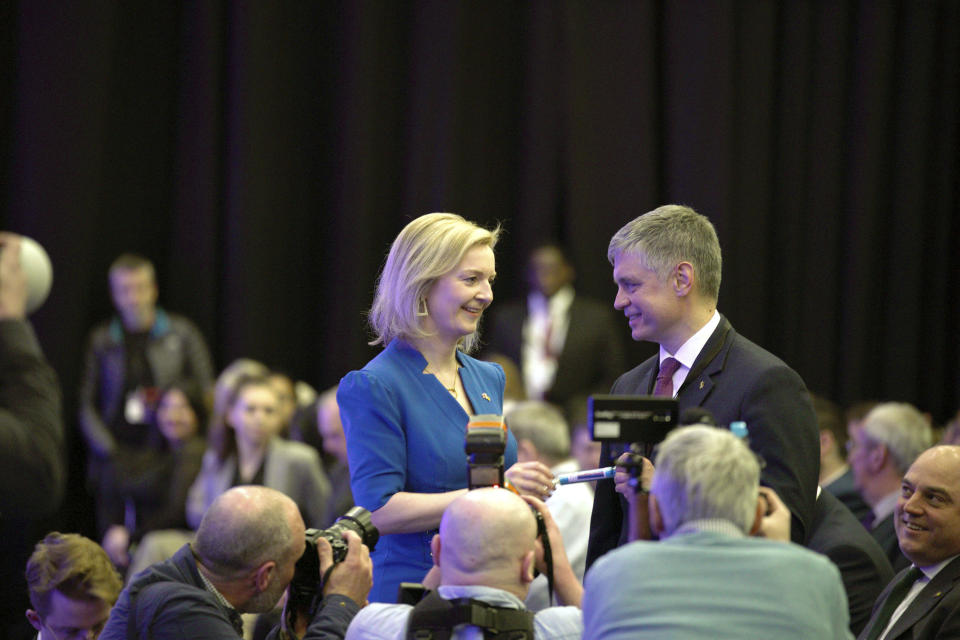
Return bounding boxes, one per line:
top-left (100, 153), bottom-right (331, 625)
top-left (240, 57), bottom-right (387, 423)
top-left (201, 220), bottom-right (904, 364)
top-left (78, 253), bottom-right (213, 495)
top-left (99, 486), bottom-right (372, 640)
top-left (857, 445), bottom-right (960, 640)
top-left (25, 532), bottom-right (122, 640)
top-left (583, 425), bottom-right (853, 639)
top-left (847, 402), bottom-right (933, 572)
top-left (506, 401), bottom-right (592, 611)
top-left (211, 358), bottom-right (271, 430)
top-left (571, 423), bottom-right (602, 474)
top-left (484, 242), bottom-right (624, 420)
top-left (99, 382), bottom-right (207, 574)
top-left (0, 232), bottom-right (66, 637)
top-left (317, 385), bottom-right (354, 525)
top-left (941, 410), bottom-right (960, 446)
top-left (806, 488), bottom-right (895, 635)
top-left (816, 394), bottom-right (871, 523)
top-left (344, 488), bottom-right (583, 639)
top-left (187, 373), bottom-right (331, 529)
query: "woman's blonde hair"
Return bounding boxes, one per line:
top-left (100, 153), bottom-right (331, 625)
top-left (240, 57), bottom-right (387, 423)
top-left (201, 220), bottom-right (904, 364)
top-left (369, 212), bottom-right (500, 352)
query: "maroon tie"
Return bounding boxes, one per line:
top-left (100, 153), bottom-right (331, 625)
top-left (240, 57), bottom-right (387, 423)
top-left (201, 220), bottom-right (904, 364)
top-left (653, 357), bottom-right (681, 397)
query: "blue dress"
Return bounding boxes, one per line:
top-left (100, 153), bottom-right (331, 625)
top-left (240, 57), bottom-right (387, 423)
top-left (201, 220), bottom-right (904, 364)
top-left (338, 339), bottom-right (517, 603)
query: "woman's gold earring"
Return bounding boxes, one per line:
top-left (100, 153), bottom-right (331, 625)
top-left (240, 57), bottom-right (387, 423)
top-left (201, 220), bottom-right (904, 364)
top-left (416, 298), bottom-right (429, 316)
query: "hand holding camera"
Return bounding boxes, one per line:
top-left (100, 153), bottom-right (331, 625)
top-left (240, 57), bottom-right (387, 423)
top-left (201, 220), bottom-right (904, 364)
top-left (319, 530), bottom-right (373, 604)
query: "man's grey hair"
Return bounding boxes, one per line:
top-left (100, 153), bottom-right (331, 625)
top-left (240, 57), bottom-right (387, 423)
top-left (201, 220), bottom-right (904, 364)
top-left (194, 488), bottom-right (296, 579)
top-left (505, 401), bottom-right (570, 463)
top-left (651, 425), bottom-right (759, 536)
top-left (607, 205), bottom-right (722, 302)
top-left (861, 402), bottom-right (933, 474)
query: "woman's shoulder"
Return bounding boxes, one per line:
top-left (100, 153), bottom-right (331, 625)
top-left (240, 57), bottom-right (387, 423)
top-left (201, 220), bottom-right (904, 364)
top-left (341, 341), bottom-right (423, 392)
top-left (459, 351), bottom-right (505, 380)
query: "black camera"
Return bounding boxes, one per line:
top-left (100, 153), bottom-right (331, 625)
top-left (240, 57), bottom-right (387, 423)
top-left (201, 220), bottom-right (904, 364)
top-left (288, 506), bottom-right (380, 616)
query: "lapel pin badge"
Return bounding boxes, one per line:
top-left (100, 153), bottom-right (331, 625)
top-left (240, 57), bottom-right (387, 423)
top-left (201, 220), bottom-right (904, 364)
top-left (699, 380), bottom-right (705, 390)
top-left (482, 393), bottom-right (491, 401)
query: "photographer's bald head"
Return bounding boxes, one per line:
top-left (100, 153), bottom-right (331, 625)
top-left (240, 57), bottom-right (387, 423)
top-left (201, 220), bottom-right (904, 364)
top-left (193, 486), bottom-right (306, 613)
top-left (432, 488), bottom-right (540, 599)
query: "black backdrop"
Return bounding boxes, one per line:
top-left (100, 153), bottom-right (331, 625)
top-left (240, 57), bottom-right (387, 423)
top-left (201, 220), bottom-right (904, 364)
top-left (1, 2), bottom-right (958, 533)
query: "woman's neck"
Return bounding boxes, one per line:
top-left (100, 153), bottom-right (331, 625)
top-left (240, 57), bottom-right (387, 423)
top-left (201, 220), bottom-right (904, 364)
top-left (408, 335), bottom-right (460, 374)
top-left (235, 436), bottom-right (268, 479)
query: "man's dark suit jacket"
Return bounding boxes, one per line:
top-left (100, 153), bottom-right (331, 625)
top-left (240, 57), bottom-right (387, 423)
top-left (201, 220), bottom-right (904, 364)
top-left (485, 294), bottom-right (624, 412)
top-left (807, 489), bottom-right (895, 635)
top-left (872, 512), bottom-right (912, 573)
top-left (586, 315), bottom-right (819, 568)
top-left (857, 555), bottom-right (960, 640)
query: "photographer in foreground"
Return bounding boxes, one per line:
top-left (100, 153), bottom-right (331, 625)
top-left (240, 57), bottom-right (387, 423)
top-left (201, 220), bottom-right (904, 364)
top-left (100, 485), bottom-right (373, 640)
top-left (345, 488), bottom-right (582, 639)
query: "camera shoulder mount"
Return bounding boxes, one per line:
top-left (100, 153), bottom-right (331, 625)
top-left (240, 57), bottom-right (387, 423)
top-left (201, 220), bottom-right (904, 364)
top-left (406, 590), bottom-right (534, 640)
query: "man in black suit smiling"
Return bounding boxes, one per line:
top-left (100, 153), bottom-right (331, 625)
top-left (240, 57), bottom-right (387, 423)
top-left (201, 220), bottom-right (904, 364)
top-left (586, 205), bottom-right (819, 567)
top-left (858, 445), bottom-right (960, 640)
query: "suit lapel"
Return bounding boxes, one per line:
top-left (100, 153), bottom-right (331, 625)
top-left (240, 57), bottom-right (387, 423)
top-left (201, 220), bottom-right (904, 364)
top-left (885, 556), bottom-right (960, 639)
top-left (675, 316), bottom-right (732, 405)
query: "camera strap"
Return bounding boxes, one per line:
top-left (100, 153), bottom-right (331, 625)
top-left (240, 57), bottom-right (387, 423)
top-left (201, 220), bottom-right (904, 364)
top-left (537, 511), bottom-right (555, 606)
top-left (406, 591), bottom-right (535, 640)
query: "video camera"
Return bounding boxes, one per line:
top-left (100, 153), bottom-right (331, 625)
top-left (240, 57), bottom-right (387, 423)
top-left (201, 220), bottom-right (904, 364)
top-left (288, 506), bottom-right (380, 617)
top-left (588, 395), bottom-right (678, 492)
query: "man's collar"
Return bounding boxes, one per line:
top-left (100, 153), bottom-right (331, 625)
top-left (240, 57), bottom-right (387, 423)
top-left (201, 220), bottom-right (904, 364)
top-left (660, 309), bottom-right (721, 369)
top-left (196, 565), bottom-right (235, 611)
top-left (917, 554), bottom-right (960, 580)
top-left (672, 518), bottom-right (747, 539)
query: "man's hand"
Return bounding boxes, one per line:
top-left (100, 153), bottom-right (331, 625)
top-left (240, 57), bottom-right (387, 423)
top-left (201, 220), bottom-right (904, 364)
top-left (318, 530), bottom-right (373, 606)
top-left (505, 461), bottom-right (555, 501)
top-left (613, 452), bottom-right (654, 500)
top-left (0, 233), bottom-right (27, 320)
top-left (755, 486), bottom-right (791, 542)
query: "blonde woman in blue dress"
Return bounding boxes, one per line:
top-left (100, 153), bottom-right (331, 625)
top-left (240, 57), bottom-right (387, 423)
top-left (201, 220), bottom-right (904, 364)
top-left (338, 213), bottom-right (555, 603)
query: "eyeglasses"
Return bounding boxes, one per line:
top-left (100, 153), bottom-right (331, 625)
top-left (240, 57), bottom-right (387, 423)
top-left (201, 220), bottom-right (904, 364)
top-left (39, 616), bottom-right (107, 640)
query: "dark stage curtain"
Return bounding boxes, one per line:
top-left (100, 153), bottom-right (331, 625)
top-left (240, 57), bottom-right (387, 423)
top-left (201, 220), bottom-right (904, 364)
top-left (0, 1), bottom-right (958, 536)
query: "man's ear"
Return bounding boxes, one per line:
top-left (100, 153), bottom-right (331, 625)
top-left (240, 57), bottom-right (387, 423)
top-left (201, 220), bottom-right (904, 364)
top-left (674, 262), bottom-right (695, 297)
top-left (649, 494), bottom-right (665, 537)
top-left (748, 498), bottom-right (765, 536)
top-left (253, 561), bottom-right (276, 593)
top-left (520, 549), bottom-right (536, 585)
top-left (430, 534), bottom-right (442, 569)
top-left (25, 609), bottom-right (42, 632)
top-left (867, 443), bottom-right (889, 473)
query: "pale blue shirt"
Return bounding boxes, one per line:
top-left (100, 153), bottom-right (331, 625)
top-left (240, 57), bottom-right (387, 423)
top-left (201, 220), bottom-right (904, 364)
top-left (344, 584), bottom-right (582, 640)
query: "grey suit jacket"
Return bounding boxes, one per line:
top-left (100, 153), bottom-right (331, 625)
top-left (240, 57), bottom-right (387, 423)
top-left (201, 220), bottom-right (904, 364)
top-left (586, 315), bottom-right (819, 567)
top-left (186, 437), bottom-right (331, 528)
top-left (858, 555), bottom-right (960, 640)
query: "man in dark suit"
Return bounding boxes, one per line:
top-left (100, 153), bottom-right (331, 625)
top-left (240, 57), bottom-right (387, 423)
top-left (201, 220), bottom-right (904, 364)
top-left (807, 488), bottom-right (895, 635)
top-left (485, 243), bottom-right (624, 418)
top-left (857, 445), bottom-right (960, 640)
top-left (586, 205), bottom-right (819, 568)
